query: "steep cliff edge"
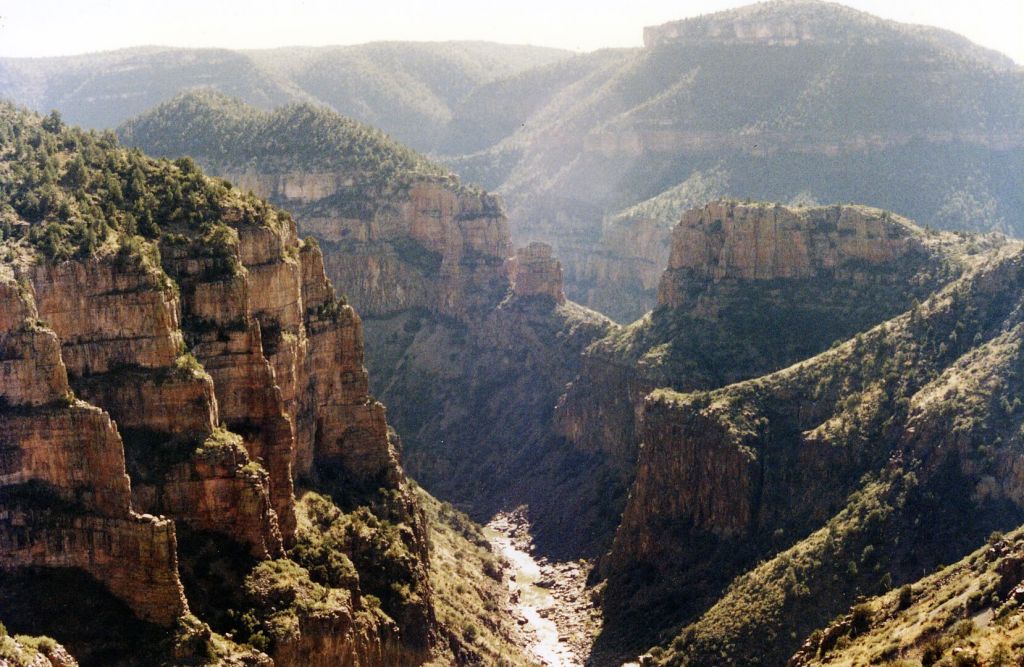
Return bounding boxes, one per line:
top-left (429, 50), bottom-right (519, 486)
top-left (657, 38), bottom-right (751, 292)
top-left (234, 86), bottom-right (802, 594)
top-left (0, 103), bottom-right (529, 665)
top-left (605, 241), bottom-right (1024, 664)
top-left (121, 92), bottom-right (621, 559)
top-left (119, 91), bottom-right (512, 322)
top-left (0, 260), bottom-right (188, 628)
top-left (558, 201), bottom-right (975, 484)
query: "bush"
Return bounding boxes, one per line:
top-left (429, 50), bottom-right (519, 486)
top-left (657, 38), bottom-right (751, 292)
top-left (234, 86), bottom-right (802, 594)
top-left (897, 584), bottom-right (913, 610)
top-left (851, 603), bottom-right (873, 635)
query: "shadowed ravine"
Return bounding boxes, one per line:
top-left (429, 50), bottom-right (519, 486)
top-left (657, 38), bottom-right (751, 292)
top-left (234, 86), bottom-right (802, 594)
top-left (485, 511), bottom-right (600, 666)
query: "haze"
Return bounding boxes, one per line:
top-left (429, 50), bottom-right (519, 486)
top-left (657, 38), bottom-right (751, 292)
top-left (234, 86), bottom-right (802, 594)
top-left (1, 0), bottom-right (1021, 64)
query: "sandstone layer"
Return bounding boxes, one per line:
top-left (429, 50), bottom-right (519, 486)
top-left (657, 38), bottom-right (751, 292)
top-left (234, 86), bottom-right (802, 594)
top-left (601, 243), bottom-right (1024, 664)
top-left (0, 266), bottom-right (188, 626)
top-left (557, 201), bottom-right (962, 481)
top-left (511, 242), bottom-right (566, 304)
top-left (223, 172), bottom-right (511, 321)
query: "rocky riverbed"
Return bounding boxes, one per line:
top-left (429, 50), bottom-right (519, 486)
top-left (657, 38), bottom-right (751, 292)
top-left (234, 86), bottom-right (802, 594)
top-left (486, 510), bottom-right (602, 666)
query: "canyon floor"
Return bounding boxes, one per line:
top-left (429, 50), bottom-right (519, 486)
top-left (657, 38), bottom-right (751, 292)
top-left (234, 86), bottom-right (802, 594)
top-left (486, 510), bottom-right (602, 666)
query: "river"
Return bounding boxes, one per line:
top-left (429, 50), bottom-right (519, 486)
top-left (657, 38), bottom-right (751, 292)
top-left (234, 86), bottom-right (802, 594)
top-left (485, 512), bottom-right (597, 667)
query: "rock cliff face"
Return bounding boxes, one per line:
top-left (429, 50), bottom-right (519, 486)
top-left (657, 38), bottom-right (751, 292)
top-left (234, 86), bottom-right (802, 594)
top-left (642, 0), bottom-right (889, 48)
top-left (2, 223), bottom-right (433, 663)
top-left (564, 216), bottom-right (668, 323)
top-left (511, 242), bottom-right (566, 303)
top-left (0, 104), bottom-right (460, 665)
top-left (557, 201), bottom-right (963, 480)
top-left (363, 247), bottom-right (617, 557)
top-left (118, 93), bottom-right (626, 558)
top-left (0, 264), bottom-right (188, 627)
top-left (26, 250), bottom-right (285, 559)
top-left (657, 201), bottom-right (927, 306)
top-left (222, 172), bottom-right (511, 321)
top-left (604, 243), bottom-right (1024, 664)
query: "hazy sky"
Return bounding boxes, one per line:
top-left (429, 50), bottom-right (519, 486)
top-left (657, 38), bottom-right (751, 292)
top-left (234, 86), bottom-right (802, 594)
top-left (1, 0), bottom-right (1021, 63)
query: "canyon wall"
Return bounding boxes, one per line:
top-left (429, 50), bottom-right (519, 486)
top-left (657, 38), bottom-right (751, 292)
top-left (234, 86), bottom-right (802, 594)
top-left (1, 224), bottom-right (435, 660)
top-left (558, 201), bottom-right (952, 479)
top-left (223, 171), bottom-right (511, 321)
top-left (601, 243), bottom-right (1024, 664)
top-left (0, 264), bottom-right (188, 626)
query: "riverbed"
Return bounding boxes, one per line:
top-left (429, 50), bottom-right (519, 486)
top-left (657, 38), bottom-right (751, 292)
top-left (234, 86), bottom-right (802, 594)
top-left (485, 511), bottom-right (600, 667)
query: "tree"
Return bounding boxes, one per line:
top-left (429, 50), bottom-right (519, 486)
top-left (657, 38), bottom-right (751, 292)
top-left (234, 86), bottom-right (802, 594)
top-left (42, 110), bottom-right (63, 134)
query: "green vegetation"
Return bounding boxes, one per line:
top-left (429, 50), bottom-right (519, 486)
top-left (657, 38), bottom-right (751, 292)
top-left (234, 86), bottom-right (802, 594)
top-left (390, 236), bottom-right (444, 276)
top-left (294, 490), bottom-right (428, 640)
top-left (0, 621), bottom-right (58, 667)
top-left (613, 242), bottom-right (1024, 665)
top-left (607, 167), bottom-right (729, 232)
top-left (119, 90), bottom-right (450, 186)
top-left (416, 486), bottom-right (531, 666)
top-left (237, 558), bottom-right (354, 652)
top-left (0, 101), bottom-right (288, 263)
top-left (795, 527), bottom-right (1024, 666)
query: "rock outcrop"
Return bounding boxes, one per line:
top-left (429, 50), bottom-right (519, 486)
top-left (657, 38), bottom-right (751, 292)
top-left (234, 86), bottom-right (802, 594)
top-left (0, 103), bottom-right (451, 665)
top-left (557, 201), bottom-right (963, 479)
top-left (642, 0), bottom-right (889, 49)
top-left (118, 93), bottom-right (628, 560)
top-left (223, 173), bottom-right (511, 321)
top-left (28, 246), bottom-right (285, 560)
top-left (0, 264), bottom-right (188, 626)
top-left (657, 201), bottom-right (925, 307)
top-left (511, 242), bottom-right (566, 304)
top-left (602, 242), bottom-right (1024, 664)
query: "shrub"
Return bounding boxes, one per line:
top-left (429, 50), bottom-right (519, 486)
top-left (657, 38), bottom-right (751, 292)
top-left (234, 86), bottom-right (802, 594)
top-left (897, 584), bottom-right (913, 610)
top-left (851, 603), bottom-right (873, 635)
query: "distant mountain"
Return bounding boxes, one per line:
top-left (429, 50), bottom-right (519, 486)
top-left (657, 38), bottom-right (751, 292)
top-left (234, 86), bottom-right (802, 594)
top-left (118, 89), bottom-right (447, 181)
top-left (448, 0), bottom-right (1024, 319)
top-left (4, 3), bottom-right (1022, 323)
top-left (0, 41), bottom-right (571, 147)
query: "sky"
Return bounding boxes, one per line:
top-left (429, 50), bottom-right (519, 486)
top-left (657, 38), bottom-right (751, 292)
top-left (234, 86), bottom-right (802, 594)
top-left (0, 0), bottom-right (1021, 63)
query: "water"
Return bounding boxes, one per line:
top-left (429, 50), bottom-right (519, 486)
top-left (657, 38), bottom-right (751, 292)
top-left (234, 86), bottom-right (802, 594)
top-left (485, 520), bottom-right (579, 667)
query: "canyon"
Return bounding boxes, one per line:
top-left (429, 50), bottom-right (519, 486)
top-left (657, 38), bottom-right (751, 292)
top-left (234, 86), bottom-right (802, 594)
top-left (0, 105), bottom-right (532, 666)
top-left (3, 1), bottom-right (1023, 323)
top-left (111, 85), bottom-right (1024, 666)
top-left (4, 2), bottom-right (1024, 666)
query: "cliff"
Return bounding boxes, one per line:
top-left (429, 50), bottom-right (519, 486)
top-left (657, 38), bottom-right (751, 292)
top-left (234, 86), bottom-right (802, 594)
top-left (228, 171), bottom-right (511, 321)
top-left (120, 93), bottom-right (627, 560)
top-left (657, 201), bottom-right (929, 306)
top-left (0, 260), bottom-right (188, 627)
top-left (363, 250), bottom-right (617, 558)
top-left (642, 0), bottom-right (890, 49)
top-left (0, 103), bottom-right (492, 665)
top-left (557, 201), bottom-right (967, 484)
top-left (606, 242), bottom-right (1024, 664)
top-left (511, 241), bottom-right (566, 303)
top-left (119, 92), bottom-right (513, 321)
top-left (641, 0), bottom-right (1014, 66)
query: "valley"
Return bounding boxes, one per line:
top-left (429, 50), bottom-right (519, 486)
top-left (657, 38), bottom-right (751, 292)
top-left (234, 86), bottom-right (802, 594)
top-left (485, 511), bottom-right (597, 667)
top-left (2, 1), bottom-right (1024, 666)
